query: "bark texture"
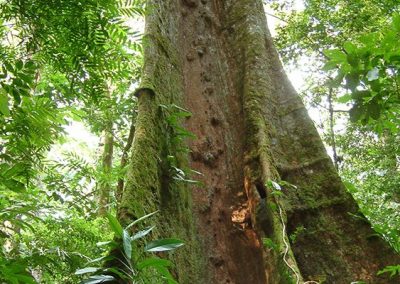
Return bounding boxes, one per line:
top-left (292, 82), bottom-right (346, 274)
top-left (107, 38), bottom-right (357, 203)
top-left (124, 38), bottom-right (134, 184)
top-left (119, 0), bottom-right (400, 283)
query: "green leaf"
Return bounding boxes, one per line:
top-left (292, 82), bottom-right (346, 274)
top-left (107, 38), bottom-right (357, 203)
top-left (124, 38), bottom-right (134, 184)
top-left (351, 90), bottom-right (370, 100)
top-left (75, 267), bottom-right (101, 275)
top-left (336, 94), bottom-right (352, 103)
top-left (322, 60), bottom-right (338, 71)
top-left (125, 211), bottom-right (158, 230)
top-left (343, 42), bottom-right (357, 54)
top-left (15, 60), bottom-right (23, 70)
top-left (347, 53), bottom-right (359, 67)
top-left (367, 102), bottom-right (381, 120)
top-left (4, 61), bottom-right (14, 73)
top-left (271, 190), bottom-right (284, 197)
top-left (0, 92), bottom-right (10, 116)
top-left (137, 257), bottom-right (172, 270)
top-left (145, 238), bottom-right (184, 252)
top-left (323, 49), bottom-right (347, 62)
top-left (131, 226), bottom-right (155, 241)
top-left (122, 229), bottom-right (132, 259)
top-left (2, 179), bottom-right (26, 192)
top-left (392, 14), bottom-right (400, 31)
top-left (24, 61), bottom-right (35, 70)
top-left (136, 257), bottom-right (178, 283)
top-left (345, 73), bottom-right (360, 91)
top-left (103, 268), bottom-right (128, 280)
top-left (14, 78), bottom-right (26, 89)
top-left (3, 163), bottom-right (26, 179)
top-left (278, 180), bottom-right (297, 189)
top-left (370, 80), bottom-right (381, 92)
top-left (349, 105), bottom-right (364, 122)
top-left (377, 265), bottom-right (400, 278)
top-left (11, 88), bottom-right (21, 104)
top-left (106, 213), bottom-right (123, 237)
top-left (81, 275), bottom-right (115, 284)
top-left (85, 255), bottom-right (115, 266)
top-left (19, 73), bottom-right (34, 87)
top-left (266, 180), bottom-right (281, 191)
top-left (13, 274), bottom-right (36, 284)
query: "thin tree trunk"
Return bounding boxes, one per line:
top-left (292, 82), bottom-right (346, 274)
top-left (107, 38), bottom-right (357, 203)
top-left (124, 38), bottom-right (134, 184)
top-left (98, 118), bottom-right (114, 216)
top-left (118, 0), bottom-right (400, 283)
top-left (116, 116), bottom-right (135, 202)
top-left (327, 88), bottom-right (338, 170)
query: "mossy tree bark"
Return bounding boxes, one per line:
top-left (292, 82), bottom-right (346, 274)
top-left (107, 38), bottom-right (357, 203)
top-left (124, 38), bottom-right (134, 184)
top-left (118, 0), bottom-right (400, 283)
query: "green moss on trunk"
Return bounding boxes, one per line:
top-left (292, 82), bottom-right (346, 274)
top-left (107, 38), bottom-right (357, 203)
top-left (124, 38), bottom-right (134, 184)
top-left (117, 1), bottom-right (205, 282)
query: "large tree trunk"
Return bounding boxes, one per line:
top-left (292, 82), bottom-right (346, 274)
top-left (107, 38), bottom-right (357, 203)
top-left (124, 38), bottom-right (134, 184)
top-left (118, 0), bottom-right (400, 283)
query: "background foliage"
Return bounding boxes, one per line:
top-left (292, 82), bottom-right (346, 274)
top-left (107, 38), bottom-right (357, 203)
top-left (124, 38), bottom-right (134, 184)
top-left (0, 0), bottom-right (144, 282)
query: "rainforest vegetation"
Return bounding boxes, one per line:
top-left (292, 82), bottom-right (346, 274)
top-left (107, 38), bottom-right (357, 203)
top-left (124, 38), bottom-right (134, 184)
top-left (0, 0), bottom-right (399, 283)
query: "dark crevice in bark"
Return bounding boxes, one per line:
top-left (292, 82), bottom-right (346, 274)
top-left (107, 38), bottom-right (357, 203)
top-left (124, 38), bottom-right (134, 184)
top-left (255, 180), bottom-right (267, 199)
